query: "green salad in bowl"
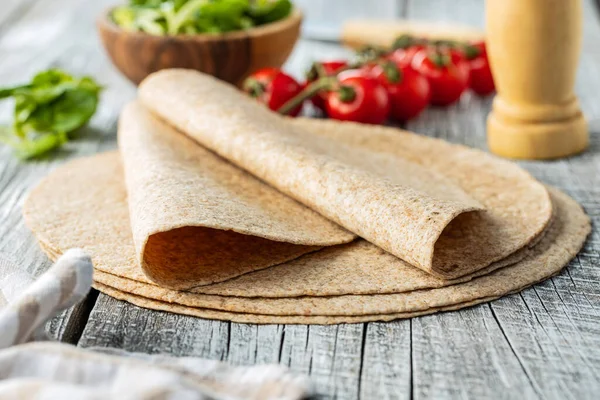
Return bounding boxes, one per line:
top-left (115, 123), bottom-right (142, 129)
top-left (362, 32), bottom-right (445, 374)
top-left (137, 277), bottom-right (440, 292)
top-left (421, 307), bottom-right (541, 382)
top-left (112, 0), bottom-right (293, 36)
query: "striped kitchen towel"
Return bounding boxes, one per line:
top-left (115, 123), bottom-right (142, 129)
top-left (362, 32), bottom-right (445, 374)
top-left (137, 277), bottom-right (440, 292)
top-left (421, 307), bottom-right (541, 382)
top-left (0, 249), bottom-right (93, 348)
top-left (0, 250), bottom-right (312, 400)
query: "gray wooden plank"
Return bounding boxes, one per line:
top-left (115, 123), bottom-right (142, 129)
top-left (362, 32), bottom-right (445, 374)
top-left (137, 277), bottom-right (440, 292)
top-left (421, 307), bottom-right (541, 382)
top-left (227, 324), bottom-right (286, 365)
top-left (82, 297), bottom-right (368, 399)
top-left (577, 52), bottom-right (600, 120)
top-left (295, 0), bottom-right (401, 21)
top-left (46, 290), bottom-right (99, 343)
top-left (0, 0), bottom-right (38, 35)
top-left (299, 324), bottom-right (364, 399)
top-left (359, 321), bottom-right (412, 399)
top-left (239, 323), bottom-right (366, 399)
top-left (78, 295), bottom-right (230, 359)
top-left (582, 0), bottom-right (600, 53)
top-left (248, 324), bottom-right (366, 399)
top-left (296, 0), bottom-right (403, 40)
top-left (405, 0), bottom-right (485, 28)
top-left (412, 306), bottom-right (542, 400)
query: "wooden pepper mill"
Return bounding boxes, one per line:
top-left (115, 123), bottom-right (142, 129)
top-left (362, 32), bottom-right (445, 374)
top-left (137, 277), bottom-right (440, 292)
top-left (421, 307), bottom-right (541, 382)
top-left (486, 0), bottom-right (588, 159)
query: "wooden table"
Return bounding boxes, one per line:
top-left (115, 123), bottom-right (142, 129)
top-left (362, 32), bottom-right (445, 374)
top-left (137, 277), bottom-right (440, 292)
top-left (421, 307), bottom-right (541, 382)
top-left (1, 1), bottom-right (599, 399)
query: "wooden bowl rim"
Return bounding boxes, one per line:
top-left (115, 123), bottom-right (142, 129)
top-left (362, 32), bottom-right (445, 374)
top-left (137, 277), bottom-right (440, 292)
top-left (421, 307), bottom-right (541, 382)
top-left (97, 6), bottom-right (302, 42)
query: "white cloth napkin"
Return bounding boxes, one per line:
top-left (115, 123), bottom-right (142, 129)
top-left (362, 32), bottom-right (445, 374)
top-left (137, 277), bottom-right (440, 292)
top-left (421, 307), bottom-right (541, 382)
top-left (0, 251), bottom-right (312, 400)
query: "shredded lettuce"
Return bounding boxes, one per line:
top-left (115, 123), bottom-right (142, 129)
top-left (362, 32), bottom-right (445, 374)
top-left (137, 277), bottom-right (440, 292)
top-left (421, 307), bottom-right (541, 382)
top-left (111, 0), bottom-right (292, 35)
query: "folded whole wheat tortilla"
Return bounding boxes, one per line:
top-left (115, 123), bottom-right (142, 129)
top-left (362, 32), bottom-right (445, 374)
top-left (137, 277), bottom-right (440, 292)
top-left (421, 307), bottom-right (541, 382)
top-left (118, 102), bottom-right (354, 289)
top-left (120, 101), bottom-right (496, 287)
top-left (137, 70), bottom-right (551, 280)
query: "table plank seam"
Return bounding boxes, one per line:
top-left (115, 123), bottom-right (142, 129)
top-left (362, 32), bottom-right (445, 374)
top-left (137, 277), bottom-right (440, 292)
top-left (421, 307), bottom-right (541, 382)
top-left (224, 321), bottom-right (231, 361)
top-left (55, 289), bottom-right (99, 344)
top-left (356, 323), bottom-right (368, 400)
top-left (278, 326), bottom-right (287, 364)
top-left (409, 319), bottom-right (414, 400)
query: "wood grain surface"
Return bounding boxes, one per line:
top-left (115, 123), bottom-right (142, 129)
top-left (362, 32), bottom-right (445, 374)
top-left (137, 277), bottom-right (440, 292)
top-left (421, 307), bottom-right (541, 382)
top-left (0, 0), bottom-right (599, 399)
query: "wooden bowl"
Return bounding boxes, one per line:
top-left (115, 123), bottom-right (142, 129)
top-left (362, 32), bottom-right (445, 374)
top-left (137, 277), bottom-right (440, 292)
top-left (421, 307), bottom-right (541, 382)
top-left (97, 8), bottom-right (302, 86)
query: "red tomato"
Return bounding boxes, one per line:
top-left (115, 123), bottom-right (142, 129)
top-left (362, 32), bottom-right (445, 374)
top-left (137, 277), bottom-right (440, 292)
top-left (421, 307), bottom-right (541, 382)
top-left (463, 42), bottom-right (495, 96)
top-left (411, 48), bottom-right (470, 106)
top-left (371, 62), bottom-right (431, 122)
top-left (357, 63), bottom-right (380, 78)
top-left (388, 44), bottom-right (427, 68)
top-left (243, 67), bottom-right (304, 116)
top-left (305, 60), bottom-right (348, 113)
top-left (325, 71), bottom-right (390, 124)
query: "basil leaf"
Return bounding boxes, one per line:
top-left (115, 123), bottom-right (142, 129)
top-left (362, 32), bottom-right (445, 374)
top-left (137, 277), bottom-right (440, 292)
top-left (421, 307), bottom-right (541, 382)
top-left (0, 69), bottom-right (101, 159)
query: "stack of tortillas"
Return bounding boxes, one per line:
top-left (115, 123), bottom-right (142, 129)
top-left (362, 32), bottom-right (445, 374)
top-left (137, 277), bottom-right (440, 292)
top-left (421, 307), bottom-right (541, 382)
top-left (24, 70), bottom-right (590, 324)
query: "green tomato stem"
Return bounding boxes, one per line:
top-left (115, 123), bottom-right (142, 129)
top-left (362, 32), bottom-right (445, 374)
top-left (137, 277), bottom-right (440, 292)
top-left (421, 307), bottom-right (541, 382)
top-left (277, 77), bottom-right (336, 116)
top-left (392, 34), bottom-right (415, 50)
top-left (243, 78), bottom-right (265, 98)
top-left (461, 44), bottom-right (481, 60)
top-left (337, 85), bottom-right (356, 103)
top-left (381, 60), bottom-right (402, 84)
top-left (430, 51), bottom-right (451, 68)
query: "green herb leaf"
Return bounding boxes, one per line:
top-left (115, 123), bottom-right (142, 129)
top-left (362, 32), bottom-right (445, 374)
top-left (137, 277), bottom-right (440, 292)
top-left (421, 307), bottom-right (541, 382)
top-left (112, 6), bottom-right (138, 30)
top-left (248, 0), bottom-right (292, 24)
top-left (0, 129), bottom-right (68, 160)
top-left (0, 69), bottom-right (102, 160)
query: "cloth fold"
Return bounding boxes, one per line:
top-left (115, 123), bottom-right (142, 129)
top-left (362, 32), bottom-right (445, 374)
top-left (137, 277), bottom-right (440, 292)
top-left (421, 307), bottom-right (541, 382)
top-left (0, 249), bottom-right (92, 349)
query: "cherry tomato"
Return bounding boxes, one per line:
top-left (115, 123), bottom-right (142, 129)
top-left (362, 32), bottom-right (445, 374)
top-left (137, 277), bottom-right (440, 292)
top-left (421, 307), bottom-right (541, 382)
top-left (305, 60), bottom-right (348, 113)
top-left (357, 62), bottom-right (380, 77)
top-left (388, 44), bottom-right (428, 68)
top-left (325, 71), bottom-right (390, 124)
top-left (243, 68), bottom-right (304, 116)
top-left (463, 41), bottom-right (495, 96)
top-left (371, 62), bottom-right (431, 122)
top-left (411, 48), bottom-right (470, 106)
